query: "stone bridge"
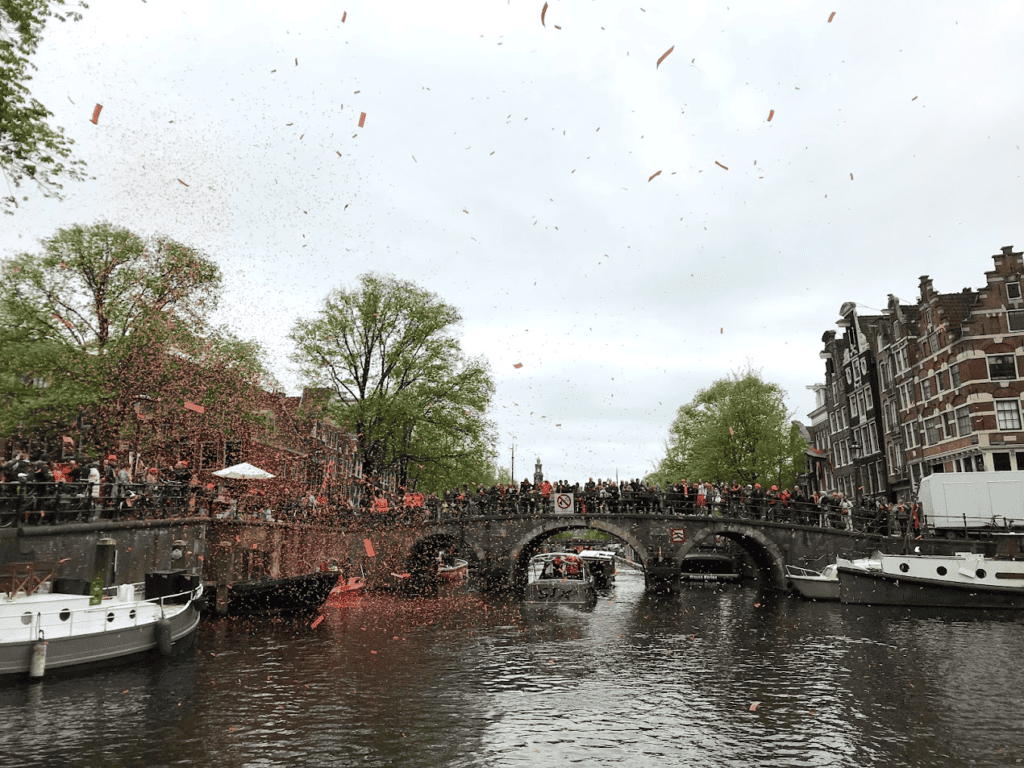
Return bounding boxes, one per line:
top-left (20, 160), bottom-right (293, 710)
top-left (393, 511), bottom-right (892, 592)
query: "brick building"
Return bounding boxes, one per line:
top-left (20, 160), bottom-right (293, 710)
top-left (814, 245), bottom-right (1024, 502)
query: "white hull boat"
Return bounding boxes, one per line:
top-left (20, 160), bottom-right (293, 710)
top-left (1, 563), bottom-right (202, 678)
top-left (524, 552), bottom-right (597, 605)
top-left (787, 557), bottom-right (880, 601)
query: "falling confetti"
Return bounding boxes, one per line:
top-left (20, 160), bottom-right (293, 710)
top-left (767, 109), bottom-right (774, 121)
top-left (656, 45), bottom-right (675, 69)
top-left (342, 11), bottom-right (347, 22)
top-left (749, 702), bottom-right (761, 711)
top-left (715, 161), bottom-right (729, 170)
top-left (648, 170), bottom-right (662, 182)
top-left (90, 104), bottom-right (102, 124)
top-left (363, 538), bottom-right (376, 557)
top-left (911, 96), bottom-right (918, 101)
top-left (178, 179), bottom-right (189, 187)
top-left (541, 2), bottom-right (548, 27)
top-left (828, 11), bottom-right (836, 22)
top-left (514, 363), bottom-right (523, 368)
top-left (310, 614), bottom-right (325, 629)
top-left (184, 400), bottom-right (205, 413)
top-left (358, 112), bottom-right (366, 128)
top-left (850, 173), bottom-right (854, 180)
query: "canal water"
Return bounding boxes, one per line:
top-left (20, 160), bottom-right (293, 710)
top-left (3, 570), bottom-right (1024, 768)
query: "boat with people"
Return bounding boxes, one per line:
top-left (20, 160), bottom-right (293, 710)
top-left (837, 551), bottom-right (1024, 608)
top-left (0, 561), bottom-right (202, 679)
top-left (578, 550), bottom-right (616, 590)
top-left (786, 556), bottom-right (881, 601)
top-left (524, 552), bottom-right (597, 605)
top-left (437, 558), bottom-right (469, 582)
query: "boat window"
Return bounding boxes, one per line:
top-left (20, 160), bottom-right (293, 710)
top-left (59, 608), bottom-right (70, 621)
top-left (899, 563), bottom-right (910, 573)
top-left (21, 612), bottom-right (32, 625)
top-left (106, 612), bottom-right (115, 623)
top-left (976, 569), bottom-right (987, 579)
top-left (995, 572), bottom-right (1024, 579)
top-left (129, 609), bottom-right (137, 620)
top-left (936, 566), bottom-right (947, 576)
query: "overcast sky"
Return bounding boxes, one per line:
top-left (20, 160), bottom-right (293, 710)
top-left (4, 0), bottom-right (1024, 483)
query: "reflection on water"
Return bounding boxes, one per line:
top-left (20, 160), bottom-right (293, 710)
top-left (3, 571), bottom-right (1024, 767)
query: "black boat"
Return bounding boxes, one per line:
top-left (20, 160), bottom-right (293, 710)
top-left (226, 571), bottom-right (339, 617)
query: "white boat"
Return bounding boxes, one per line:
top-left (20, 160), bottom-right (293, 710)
top-left (524, 552), bottom-right (597, 605)
top-left (787, 557), bottom-right (880, 601)
top-left (438, 558), bottom-right (469, 582)
top-left (578, 550), bottom-right (616, 589)
top-left (838, 551), bottom-right (1024, 608)
top-left (1, 562), bottom-right (202, 679)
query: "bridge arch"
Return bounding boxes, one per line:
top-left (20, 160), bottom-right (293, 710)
top-left (674, 522), bottom-right (788, 590)
top-left (504, 518), bottom-right (650, 591)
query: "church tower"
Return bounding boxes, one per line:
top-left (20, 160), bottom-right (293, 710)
top-left (534, 457), bottom-right (543, 486)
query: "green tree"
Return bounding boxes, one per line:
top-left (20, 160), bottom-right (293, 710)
top-left (0, 221), bottom-right (268, 457)
top-left (649, 367), bottom-right (808, 489)
top-left (1, 0), bottom-right (88, 212)
top-left (289, 273), bottom-right (496, 494)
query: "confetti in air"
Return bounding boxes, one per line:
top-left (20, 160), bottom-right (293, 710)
top-left (514, 363), bottom-right (523, 368)
top-left (310, 614), bottom-right (325, 629)
top-left (850, 173), bottom-right (854, 180)
top-left (178, 179), bottom-right (189, 187)
top-left (90, 104), bottom-right (102, 124)
top-left (767, 109), bottom-right (774, 121)
top-left (828, 11), bottom-right (836, 22)
top-left (648, 170), bottom-right (662, 182)
top-left (342, 11), bottom-right (347, 22)
top-left (184, 401), bottom-right (205, 414)
top-left (358, 112), bottom-right (366, 127)
top-left (715, 161), bottom-right (729, 170)
top-left (541, 2), bottom-right (548, 27)
top-left (363, 538), bottom-right (376, 557)
top-left (656, 45), bottom-right (675, 69)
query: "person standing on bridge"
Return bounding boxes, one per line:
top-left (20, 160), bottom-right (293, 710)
top-left (540, 478), bottom-right (552, 512)
top-left (839, 493), bottom-right (854, 531)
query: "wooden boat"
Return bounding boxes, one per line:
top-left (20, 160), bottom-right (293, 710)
top-left (437, 558), bottom-right (469, 582)
top-left (0, 561), bottom-right (202, 679)
top-left (838, 551), bottom-right (1024, 608)
top-left (578, 550), bottom-right (616, 589)
top-left (225, 571), bottom-right (339, 617)
top-left (786, 557), bottom-right (880, 601)
top-left (524, 552), bottom-right (597, 605)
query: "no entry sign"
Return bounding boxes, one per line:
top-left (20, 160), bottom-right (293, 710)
top-left (554, 493), bottom-right (574, 513)
top-left (670, 528), bottom-right (686, 543)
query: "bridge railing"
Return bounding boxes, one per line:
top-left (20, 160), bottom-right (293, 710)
top-left (0, 480), bottom-right (192, 527)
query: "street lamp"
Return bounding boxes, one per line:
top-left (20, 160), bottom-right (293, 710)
top-left (850, 438), bottom-right (862, 508)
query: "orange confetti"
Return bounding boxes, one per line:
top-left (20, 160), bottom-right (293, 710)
top-left (90, 104), bottom-right (102, 124)
top-left (541, 2), bottom-right (548, 26)
top-left (311, 614), bottom-right (325, 629)
top-left (749, 702), bottom-right (760, 711)
top-left (828, 11), bottom-right (836, 22)
top-left (720, 328), bottom-right (723, 334)
top-left (178, 179), bottom-right (189, 187)
top-left (358, 112), bottom-right (366, 128)
top-left (648, 170), bottom-right (662, 182)
top-left (850, 173), bottom-right (854, 180)
top-left (363, 538), bottom-right (376, 557)
top-left (184, 400), bottom-right (205, 414)
top-left (342, 11), bottom-right (347, 22)
top-left (514, 363), bottom-right (523, 369)
top-left (767, 109), bottom-right (774, 121)
top-left (715, 161), bottom-right (729, 170)
top-left (370, 650), bottom-right (378, 654)
top-left (656, 45), bottom-right (674, 69)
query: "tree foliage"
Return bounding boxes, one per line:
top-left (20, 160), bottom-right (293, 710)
top-left (1, 0), bottom-right (88, 212)
top-left (0, 221), bottom-right (268, 458)
top-left (648, 367), bottom-right (808, 489)
top-left (289, 273), bottom-right (496, 493)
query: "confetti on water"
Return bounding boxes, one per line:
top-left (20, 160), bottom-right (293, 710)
top-left (749, 702), bottom-right (760, 711)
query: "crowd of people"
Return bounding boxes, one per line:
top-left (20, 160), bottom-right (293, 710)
top-left (1, 450), bottom-right (923, 537)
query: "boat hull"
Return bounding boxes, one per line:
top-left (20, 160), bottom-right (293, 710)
top-left (226, 572), bottom-right (339, 617)
top-left (524, 580), bottom-right (596, 605)
top-left (0, 599), bottom-right (200, 677)
top-left (838, 566), bottom-right (1024, 608)
top-left (788, 576), bottom-right (840, 601)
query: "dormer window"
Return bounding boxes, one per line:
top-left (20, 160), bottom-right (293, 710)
top-left (1008, 282), bottom-right (1021, 301)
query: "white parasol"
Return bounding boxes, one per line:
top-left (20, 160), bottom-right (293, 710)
top-left (212, 462), bottom-right (275, 480)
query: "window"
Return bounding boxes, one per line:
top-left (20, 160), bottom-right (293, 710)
top-left (921, 377), bottom-right (933, 400)
top-left (1008, 282), bottom-right (1021, 300)
top-left (956, 405), bottom-right (972, 436)
top-left (1009, 310), bottom-right (1024, 332)
top-left (925, 416), bottom-right (943, 446)
top-left (950, 363), bottom-right (962, 388)
top-left (201, 442), bottom-right (219, 470)
top-left (989, 354), bottom-right (1017, 381)
top-left (900, 382), bottom-right (914, 411)
top-left (896, 347), bottom-right (910, 372)
top-left (994, 452), bottom-right (1012, 472)
top-left (937, 370), bottom-right (950, 391)
top-left (850, 394), bottom-right (859, 419)
top-left (904, 423), bottom-right (917, 449)
top-left (995, 400), bottom-right (1022, 430)
top-left (224, 440), bottom-right (241, 467)
top-left (1017, 453), bottom-right (1024, 471)
top-left (942, 411), bottom-right (957, 440)
top-left (860, 391), bottom-right (870, 414)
